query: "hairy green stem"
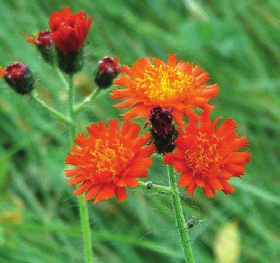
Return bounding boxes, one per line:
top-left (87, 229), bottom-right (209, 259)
top-left (167, 165), bottom-right (195, 263)
top-left (30, 90), bottom-right (72, 125)
top-left (75, 88), bottom-right (100, 113)
top-left (138, 181), bottom-right (172, 194)
top-left (55, 66), bottom-right (69, 89)
top-left (68, 74), bottom-right (94, 263)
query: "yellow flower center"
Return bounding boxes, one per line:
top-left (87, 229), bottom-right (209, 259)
top-left (89, 138), bottom-right (134, 181)
top-left (185, 132), bottom-right (222, 176)
top-left (135, 64), bottom-right (194, 104)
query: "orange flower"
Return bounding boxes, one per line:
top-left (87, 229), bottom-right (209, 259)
top-left (65, 119), bottom-right (155, 204)
top-left (49, 7), bottom-right (93, 53)
top-left (111, 55), bottom-right (219, 125)
top-left (164, 108), bottom-right (251, 197)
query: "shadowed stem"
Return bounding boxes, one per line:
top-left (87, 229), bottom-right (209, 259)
top-left (68, 74), bottom-right (94, 263)
top-left (167, 165), bottom-right (195, 263)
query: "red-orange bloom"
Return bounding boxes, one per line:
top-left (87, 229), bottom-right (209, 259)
top-left (111, 54), bottom-right (219, 126)
top-left (49, 7), bottom-right (93, 53)
top-left (164, 108), bottom-right (251, 197)
top-left (65, 119), bottom-right (155, 204)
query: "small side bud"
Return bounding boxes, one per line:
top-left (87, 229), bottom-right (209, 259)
top-left (25, 30), bottom-right (55, 64)
top-left (0, 62), bottom-right (34, 95)
top-left (95, 56), bottom-right (120, 89)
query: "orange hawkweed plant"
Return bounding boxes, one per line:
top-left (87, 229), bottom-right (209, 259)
top-left (111, 54), bottom-right (219, 126)
top-left (164, 108), bottom-right (251, 197)
top-left (65, 119), bottom-right (155, 204)
top-left (1, 5), bottom-right (252, 261)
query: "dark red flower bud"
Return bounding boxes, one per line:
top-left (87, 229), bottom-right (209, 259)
top-left (0, 62), bottom-right (34, 95)
top-left (95, 56), bottom-right (120, 89)
top-left (149, 106), bottom-right (173, 136)
top-left (148, 106), bottom-right (178, 154)
top-left (26, 30), bottom-right (55, 64)
top-left (150, 125), bottom-right (178, 154)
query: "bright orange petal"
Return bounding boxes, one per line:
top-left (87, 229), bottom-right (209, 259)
top-left (73, 181), bottom-right (92, 195)
top-left (117, 177), bottom-right (139, 187)
top-left (203, 184), bottom-right (216, 197)
top-left (221, 181), bottom-right (236, 195)
top-left (115, 187), bottom-right (127, 202)
top-left (178, 173), bottom-right (193, 186)
top-left (94, 183), bottom-right (116, 204)
top-left (84, 184), bottom-right (102, 201)
top-left (186, 181), bottom-right (197, 196)
top-left (0, 67), bottom-right (5, 78)
top-left (207, 178), bottom-right (223, 190)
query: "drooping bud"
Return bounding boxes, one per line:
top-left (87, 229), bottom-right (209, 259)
top-left (0, 62), bottom-right (34, 95)
top-left (148, 106), bottom-right (178, 154)
top-left (95, 56), bottom-right (120, 89)
top-left (25, 30), bottom-right (55, 64)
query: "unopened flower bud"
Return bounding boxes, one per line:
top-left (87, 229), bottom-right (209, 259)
top-left (151, 126), bottom-right (178, 154)
top-left (95, 56), bottom-right (120, 89)
top-left (148, 106), bottom-right (178, 154)
top-left (49, 7), bottom-right (93, 74)
top-left (0, 62), bottom-right (34, 95)
top-left (25, 30), bottom-right (55, 64)
top-left (149, 106), bottom-right (173, 136)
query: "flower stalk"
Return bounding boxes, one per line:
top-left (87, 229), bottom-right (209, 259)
top-left (167, 165), bottom-right (195, 263)
top-left (75, 88), bottom-right (100, 113)
top-left (68, 74), bottom-right (76, 136)
top-left (67, 74), bottom-right (94, 263)
top-left (138, 181), bottom-right (173, 194)
top-left (30, 90), bottom-right (72, 125)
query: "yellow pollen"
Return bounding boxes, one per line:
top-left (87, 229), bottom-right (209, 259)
top-left (89, 139), bottom-right (134, 180)
top-left (135, 64), bottom-right (194, 104)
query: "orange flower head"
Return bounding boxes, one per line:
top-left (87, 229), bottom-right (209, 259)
top-left (164, 108), bottom-right (251, 197)
top-left (49, 7), bottom-right (93, 53)
top-left (65, 119), bottom-right (155, 204)
top-left (111, 55), bottom-right (219, 126)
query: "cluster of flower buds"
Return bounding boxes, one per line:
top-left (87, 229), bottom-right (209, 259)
top-left (0, 7), bottom-right (119, 95)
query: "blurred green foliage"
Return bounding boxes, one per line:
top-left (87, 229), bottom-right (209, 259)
top-left (0, 0), bottom-right (280, 262)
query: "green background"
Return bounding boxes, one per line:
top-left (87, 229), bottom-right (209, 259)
top-left (0, 1), bottom-right (279, 262)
